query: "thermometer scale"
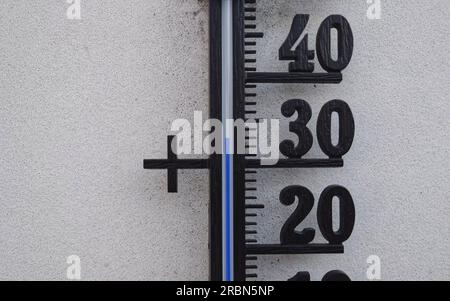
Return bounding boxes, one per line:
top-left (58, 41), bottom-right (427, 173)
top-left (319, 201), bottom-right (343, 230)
top-left (144, 0), bottom-right (356, 281)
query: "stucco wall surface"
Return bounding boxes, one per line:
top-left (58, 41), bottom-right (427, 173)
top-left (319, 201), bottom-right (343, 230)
top-left (0, 0), bottom-right (448, 280)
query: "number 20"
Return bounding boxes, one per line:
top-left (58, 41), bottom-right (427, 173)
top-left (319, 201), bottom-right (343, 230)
top-left (280, 185), bottom-right (355, 245)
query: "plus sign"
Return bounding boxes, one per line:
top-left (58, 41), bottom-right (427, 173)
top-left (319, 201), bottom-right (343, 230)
top-left (144, 136), bottom-right (209, 193)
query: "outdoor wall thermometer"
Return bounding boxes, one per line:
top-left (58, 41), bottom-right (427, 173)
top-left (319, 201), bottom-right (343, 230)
top-left (144, 0), bottom-right (356, 281)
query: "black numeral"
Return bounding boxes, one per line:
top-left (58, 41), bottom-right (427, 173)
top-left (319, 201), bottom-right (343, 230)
top-left (279, 99), bottom-right (354, 158)
top-left (280, 185), bottom-right (355, 245)
top-left (317, 185), bottom-right (355, 244)
top-left (289, 270), bottom-right (351, 281)
top-left (321, 270), bottom-right (352, 281)
top-left (280, 99), bottom-right (314, 158)
top-left (316, 15), bottom-right (354, 72)
top-left (288, 271), bottom-right (311, 281)
top-left (280, 186), bottom-right (315, 245)
top-left (279, 14), bottom-right (315, 72)
top-left (280, 14), bottom-right (354, 73)
top-left (317, 99), bottom-right (355, 158)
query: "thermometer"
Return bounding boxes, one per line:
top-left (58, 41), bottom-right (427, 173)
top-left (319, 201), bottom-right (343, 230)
top-left (144, 0), bottom-right (356, 281)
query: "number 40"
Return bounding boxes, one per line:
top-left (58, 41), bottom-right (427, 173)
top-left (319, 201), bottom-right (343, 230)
top-left (279, 14), bottom-right (354, 72)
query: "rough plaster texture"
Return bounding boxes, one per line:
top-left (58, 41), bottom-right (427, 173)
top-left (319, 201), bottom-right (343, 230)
top-left (0, 0), bottom-right (448, 280)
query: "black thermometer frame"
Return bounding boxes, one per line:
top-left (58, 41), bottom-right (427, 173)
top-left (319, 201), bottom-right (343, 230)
top-left (144, 0), bottom-right (356, 281)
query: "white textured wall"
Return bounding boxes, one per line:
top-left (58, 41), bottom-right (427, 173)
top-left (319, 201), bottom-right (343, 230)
top-left (0, 0), bottom-right (448, 281)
